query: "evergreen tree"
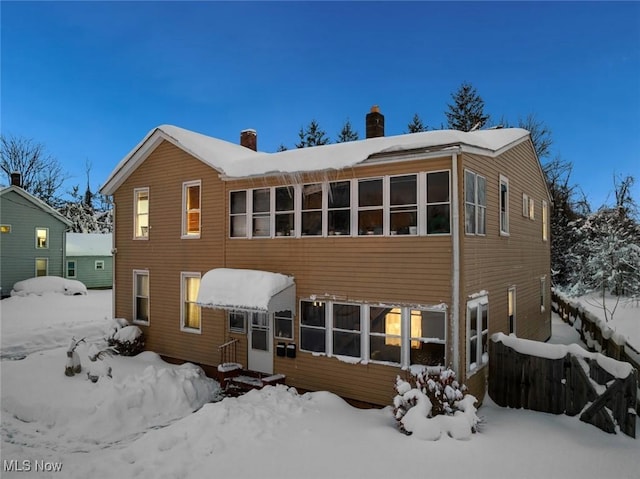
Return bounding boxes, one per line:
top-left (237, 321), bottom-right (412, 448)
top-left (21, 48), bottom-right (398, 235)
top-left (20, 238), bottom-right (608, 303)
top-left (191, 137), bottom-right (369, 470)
top-left (406, 113), bottom-right (427, 133)
top-left (276, 144), bottom-right (288, 152)
top-left (445, 82), bottom-right (490, 132)
top-left (336, 119), bottom-right (359, 143)
top-left (296, 120), bottom-right (330, 148)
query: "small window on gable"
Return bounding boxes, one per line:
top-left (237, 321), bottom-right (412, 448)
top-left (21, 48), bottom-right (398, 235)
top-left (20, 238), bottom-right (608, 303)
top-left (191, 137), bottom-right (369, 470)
top-left (542, 200), bottom-right (549, 241)
top-left (529, 197), bottom-right (535, 220)
top-left (35, 227), bottom-right (48, 248)
top-left (134, 188), bottom-right (149, 239)
top-left (522, 194), bottom-right (529, 217)
top-left (500, 175), bottom-right (509, 235)
top-left (182, 181), bottom-right (201, 238)
top-left (95, 260), bottom-right (105, 271)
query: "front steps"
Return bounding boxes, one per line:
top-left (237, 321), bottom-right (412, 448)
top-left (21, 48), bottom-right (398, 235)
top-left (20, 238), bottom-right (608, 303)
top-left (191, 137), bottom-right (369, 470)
top-left (217, 362), bottom-right (286, 397)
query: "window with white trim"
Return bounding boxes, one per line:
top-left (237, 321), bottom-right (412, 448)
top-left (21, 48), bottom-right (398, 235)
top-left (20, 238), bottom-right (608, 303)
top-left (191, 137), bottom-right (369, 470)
top-left (369, 306), bottom-right (402, 364)
top-left (67, 260), bottom-right (77, 278)
top-left (389, 175), bottom-right (417, 235)
top-left (529, 197), bottom-right (535, 220)
top-left (133, 270), bottom-right (150, 324)
top-left (230, 190), bottom-right (247, 238)
top-left (301, 184), bottom-right (323, 236)
top-left (134, 188), bottom-right (149, 239)
top-left (500, 175), bottom-right (509, 235)
top-left (542, 200), bottom-right (548, 241)
top-left (508, 287), bottom-right (516, 334)
top-left (328, 181), bottom-right (351, 235)
top-left (35, 227), bottom-right (48, 248)
top-left (332, 303), bottom-right (362, 358)
top-left (95, 260), bottom-right (105, 270)
top-left (252, 188), bottom-right (271, 237)
top-left (35, 258), bottom-right (48, 277)
top-left (228, 311), bottom-right (246, 333)
top-left (182, 181), bottom-right (201, 238)
top-left (181, 272), bottom-right (201, 332)
top-left (426, 171), bottom-right (451, 234)
top-left (358, 178), bottom-right (384, 235)
top-left (300, 300), bottom-right (326, 352)
top-left (275, 186), bottom-right (295, 236)
top-left (522, 193), bottom-right (529, 217)
top-left (275, 310), bottom-right (294, 339)
top-left (465, 171), bottom-right (486, 235)
top-left (540, 277), bottom-right (547, 313)
top-left (409, 309), bottom-right (446, 366)
top-left (467, 296), bottom-right (488, 373)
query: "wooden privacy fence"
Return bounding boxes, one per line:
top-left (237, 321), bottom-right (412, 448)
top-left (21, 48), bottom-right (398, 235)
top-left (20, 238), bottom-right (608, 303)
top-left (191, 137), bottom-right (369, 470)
top-left (489, 334), bottom-right (637, 438)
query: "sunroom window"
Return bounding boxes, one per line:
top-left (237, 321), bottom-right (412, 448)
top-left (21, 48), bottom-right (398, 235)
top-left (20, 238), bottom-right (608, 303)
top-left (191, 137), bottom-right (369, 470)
top-left (275, 186), bottom-right (295, 236)
top-left (328, 181), bottom-right (351, 235)
top-left (358, 178), bottom-right (383, 235)
top-left (426, 171), bottom-right (451, 234)
top-left (301, 184), bottom-right (323, 236)
top-left (252, 188), bottom-right (271, 237)
top-left (389, 175), bottom-right (417, 235)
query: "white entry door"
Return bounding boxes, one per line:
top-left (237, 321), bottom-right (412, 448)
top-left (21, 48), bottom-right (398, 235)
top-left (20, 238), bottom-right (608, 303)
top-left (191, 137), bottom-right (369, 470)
top-left (248, 312), bottom-right (273, 374)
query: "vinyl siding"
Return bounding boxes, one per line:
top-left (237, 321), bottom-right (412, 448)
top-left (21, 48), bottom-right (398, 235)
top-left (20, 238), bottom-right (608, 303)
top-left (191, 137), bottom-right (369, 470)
top-left (66, 256), bottom-right (113, 288)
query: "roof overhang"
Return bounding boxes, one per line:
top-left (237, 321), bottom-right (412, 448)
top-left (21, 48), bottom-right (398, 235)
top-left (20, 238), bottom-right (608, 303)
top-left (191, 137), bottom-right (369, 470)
top-left (196, 268), bottom-right (295, 314)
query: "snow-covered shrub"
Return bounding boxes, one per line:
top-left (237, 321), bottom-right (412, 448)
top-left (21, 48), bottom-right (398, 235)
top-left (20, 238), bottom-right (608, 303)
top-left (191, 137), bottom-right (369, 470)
top-left (393, 367), bottom-right (479, 440)
top-left (106, 321), bottom-right (144, 356)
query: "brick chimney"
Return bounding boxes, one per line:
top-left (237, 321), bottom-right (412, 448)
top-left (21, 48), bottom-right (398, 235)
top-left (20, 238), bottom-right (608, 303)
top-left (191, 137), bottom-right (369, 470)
top-left (10, 172), bottom-right (21, 187)
top-left (366, 105), bottom-right (384, 139)
top-left (240, 129), bottom-right (257, 151)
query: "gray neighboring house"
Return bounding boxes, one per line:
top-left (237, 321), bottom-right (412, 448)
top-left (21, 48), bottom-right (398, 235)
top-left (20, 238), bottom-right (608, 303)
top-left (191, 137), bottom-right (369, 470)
top-left (65, 233), bottom-right (113, 289)
top-left (0, 177), bottom-right (73, 297)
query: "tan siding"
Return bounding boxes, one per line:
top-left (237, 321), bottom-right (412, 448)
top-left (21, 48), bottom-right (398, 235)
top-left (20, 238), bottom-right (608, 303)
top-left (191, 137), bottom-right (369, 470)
top-left (459, 140), bottom-right (551, 388)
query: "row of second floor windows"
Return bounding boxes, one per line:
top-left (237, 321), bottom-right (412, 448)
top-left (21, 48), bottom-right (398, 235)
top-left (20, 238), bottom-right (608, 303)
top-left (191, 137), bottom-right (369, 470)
top-left (1, 226), bottom-right (51, 248)
top-left (230, 172), bottom-right (452, 238)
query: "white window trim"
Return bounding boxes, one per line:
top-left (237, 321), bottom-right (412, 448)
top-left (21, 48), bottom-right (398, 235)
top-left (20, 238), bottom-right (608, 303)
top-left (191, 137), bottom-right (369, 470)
top-left (180, 272), bottom-right (202, 334)
top-left (274, 309), bottom-right (295, 340)
top-left (466, 294), bottom-right (489, 375)
top-left (228, 310), bottom-right (247, 333)
top-left (542, 200), bottom-right (549, 241)
top-left (274, 185), bottom-right (296, 238)
top-left (522, 193), bottom-right (529, 217)
top-left (67, 260), bottom-right (77, 278)
top-left (133, 269), bottom-right (150, 325)
top-left (133, 187), bottom-right (149, 240)
top-left (331, 302), bottom-right (364, 359)
top-left (229, 190), bottom-right (248, 239)
top-left (299, 299), bottom-right (328, 354)
top-left (499, 175), bottom-right (510, 236)
top-left (35, 227), bottom-right (49, 249)
top-left (464, 170), bottom-right (486, 236)
top-left (529, 197), bottom-right (535, 220)
top-left (181, 180), bottom-right (201, 239)
top-left (35, 257), bottom-right (49, 276)
top-left (301, 182), bottom-right (325, 237)
top-left (425, 170), bottom-right (452, 236)
top-left (508, 286), bottom-right (516, 335)
top-left (95, 260), bottom-right (105, 270)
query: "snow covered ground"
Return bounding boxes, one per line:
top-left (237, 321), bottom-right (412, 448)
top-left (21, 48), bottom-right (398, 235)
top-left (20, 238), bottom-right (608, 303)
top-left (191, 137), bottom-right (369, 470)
top-left (1, 290), bottom-right (638, 479)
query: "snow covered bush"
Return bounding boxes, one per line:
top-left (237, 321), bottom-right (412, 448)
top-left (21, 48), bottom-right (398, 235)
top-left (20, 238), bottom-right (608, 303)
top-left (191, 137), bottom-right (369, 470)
top-left (393, 367), bottom-right (479, 440)
top-left (106, 320), bottom-right (145, 356)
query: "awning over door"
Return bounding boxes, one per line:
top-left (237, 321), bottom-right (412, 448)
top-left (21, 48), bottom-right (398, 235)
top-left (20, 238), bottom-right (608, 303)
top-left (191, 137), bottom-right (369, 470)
top-left (196, 268), bottom-right (296, 314)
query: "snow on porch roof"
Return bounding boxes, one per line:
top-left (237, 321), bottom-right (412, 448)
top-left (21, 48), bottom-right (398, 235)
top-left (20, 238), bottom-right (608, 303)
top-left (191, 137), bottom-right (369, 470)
top-left (196, 268), bottom-right (295, 314)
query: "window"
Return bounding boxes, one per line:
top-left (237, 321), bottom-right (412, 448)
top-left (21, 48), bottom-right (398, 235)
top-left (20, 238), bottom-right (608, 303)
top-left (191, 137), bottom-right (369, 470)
top-left (369, 307), bottom-right (402, 364)
top-left (250, 312), bottom-right (269, 351)
top-left (508, 287), bottom-right (516, 334)
top-left (542, 200), bottom-right (548, 241)
top-left (522, 194), bottom-right (529, 217)
top-left (300, 300), bottom-right (326, 352)
top-left (230, 191), bottom-right (247, 238)
top-left (252, 188), bottom-right (271, 237)
top-left (464, 171), bottom-right (486, 235)
top-left (301, 184), bottom-right (323, 236)
top-left (35, 227), bottom-right (48, 248)
top-left (409, 309), bottom-right (446, 366)
top-left (67, 260), bottom-right (77, 278)
top-left (467, 296), bottom-right (488, 373)
top-left (182, 181), bottom-right (201, 238)
top-left (229, 311), bottom-right (246, 333)
top-left (35, 258), bottom-right (48, 277)
top-left (0, 225), bottom-right (11, 233)
top-left (500, 175), bottom-right (509, 235)
top-left (389, 175), bottom-right (417, 235)
top-left (529, 197), bottom-right (535, 220)
top-left (181, 273), bottom-right (201, 332)
top-left (540, 277), bottom-right (547, 313)
top-left (358, 178), bottom-right (383, 235)
top-left (134, 188), bottom-right (149, 239)
top-left (328, 181), bottom-right (351, 235)
top-left (426, 171), bottom-right (451, 234)
top-left (275, 186), bottom-right (295, 236)
top-left (275, 310), bottom-right (293, 339)
top-left (332, 303), bottom-right (361, 358)
top-left (133, 270), bottom-right (149, 324)
top-left (95, 260), bottom-right (105, 271)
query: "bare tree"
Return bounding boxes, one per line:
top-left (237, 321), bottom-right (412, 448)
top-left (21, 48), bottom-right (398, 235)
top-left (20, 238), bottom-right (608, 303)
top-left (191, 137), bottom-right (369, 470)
top-left (0, 134), bottom-right (68, 205)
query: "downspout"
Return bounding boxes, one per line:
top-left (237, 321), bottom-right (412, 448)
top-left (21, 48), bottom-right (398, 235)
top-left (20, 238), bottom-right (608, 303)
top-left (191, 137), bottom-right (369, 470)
top-left (110, 200), bottom-right (116, 318)
top-left (451, 150), bottom-right (461, 376)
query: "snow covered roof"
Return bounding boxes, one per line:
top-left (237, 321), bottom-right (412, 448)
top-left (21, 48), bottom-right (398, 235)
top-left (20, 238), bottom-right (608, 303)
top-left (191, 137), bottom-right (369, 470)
top-left (0, 186), bottom-right (73, 227)
top-left (100, 125), bottom-right (530, 195)
top-left (66, 233), bottom-right (113, 256)
top-left (196, 268), bottom-right (295, 313)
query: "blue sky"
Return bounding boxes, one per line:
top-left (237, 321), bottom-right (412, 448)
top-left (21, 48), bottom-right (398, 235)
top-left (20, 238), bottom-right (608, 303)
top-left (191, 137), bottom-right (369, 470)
top-left (2, 1), bottom-right (639, 208)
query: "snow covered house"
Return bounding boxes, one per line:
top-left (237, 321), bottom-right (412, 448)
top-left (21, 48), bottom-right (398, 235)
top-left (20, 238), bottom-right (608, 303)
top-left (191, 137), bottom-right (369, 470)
top-left (100, 107), bottom-right (552, 406)
top-left (0, 174), bottom-right (73, 297)
top-left (65, 233), bottom-right (113, 289)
